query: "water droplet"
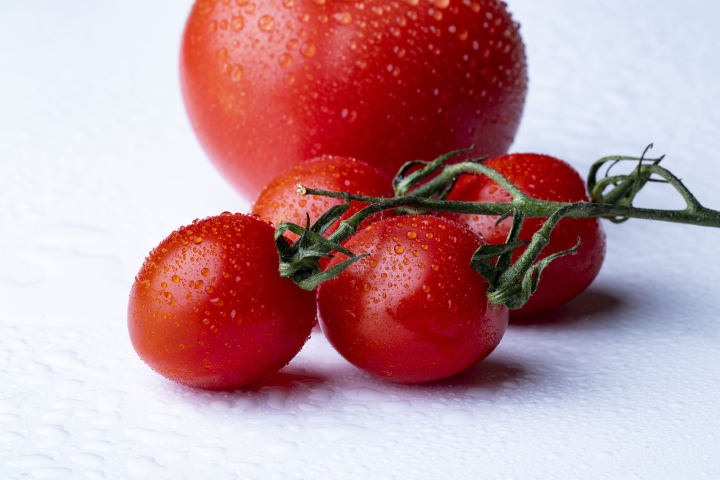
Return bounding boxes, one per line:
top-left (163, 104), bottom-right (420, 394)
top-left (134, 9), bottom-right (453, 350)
top-left (278, 53), bottom-right (293, 68)
top-left (201, 268), bottom-right (210, 277)
top-left (258, 15), bottom-right (275, 32)
top-left (231, 15), bottom-right (245, 32)
top-left (394, 245), bottom-right (404, 254)
top-left (332, 12), bottom-right (353, 25)
top-left (406, 231), bottom-right (417, 239)
top-left (194, 236), bottom-right (203, 244)
top-left (286, 38), bottom-right (299, 50)
top-left (282, 0), bottom-right (294, 7)
top-left (231, 65), bottom-right (244, 82)
top-left (340, 108), bottom-right (357, 122)
top-left (432, 264), bottom-right (439, 271)
top-left (422, 285), bottom-right (431, 293)
top-left (210, 298), bottom-right (225, 307)
top-left (205, 286), bottom-right (214, 294)
top-left (172, 275), bottom-right (180, 283)
top-left (195, 280), bottom-right (204, 289)
top-left (161, 282), bottom-right (167, 289)
top-left (300, 41), bottom-right (317, 58)
top-left (369, 258), bottom-right (378, 268)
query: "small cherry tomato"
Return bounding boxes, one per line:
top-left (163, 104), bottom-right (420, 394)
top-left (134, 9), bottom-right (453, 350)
top-left (317, 215), bottom-right (509, 383)
top-left (444, 153), bottom-right (607, 316)
top-left (251, 155), bottom-right (394, 241)
top-left (181, 0), bottom-right (527, 200)
top-left (127, 213), bottom-right (316, 390)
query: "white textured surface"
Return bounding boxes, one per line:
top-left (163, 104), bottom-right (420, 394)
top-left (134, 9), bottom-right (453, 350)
top-left (1, 1), bottom-right (719, 479)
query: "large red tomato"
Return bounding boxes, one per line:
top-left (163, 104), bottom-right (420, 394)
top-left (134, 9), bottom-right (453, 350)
top-left (443, 154), bottom-right (607, 316)
top-left (181, 0), bottom-right (527, 200)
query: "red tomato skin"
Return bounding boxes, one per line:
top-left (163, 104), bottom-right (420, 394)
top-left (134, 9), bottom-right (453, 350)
top-left (317, 215), bottom-right (509, 384)
top-left (251, 155), bottom-right (394, 241)
top-left (127, 213), bottom-right (316, 390)
top-left (180, 0), bottom-right (527, 200)
top-left (444, 154), bottom-right (607, 316)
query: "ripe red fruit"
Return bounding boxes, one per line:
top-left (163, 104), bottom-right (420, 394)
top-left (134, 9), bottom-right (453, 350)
top-left (128, 213), bottom-right (317, 389)
top-left (317, 215), bottom-right (509, 383)
top-left (181, 0), bottom-right (527, 200)
top-left (251, 155), bottom-right (394, 241)
top-left (444, 153), bottom-right (607, 316)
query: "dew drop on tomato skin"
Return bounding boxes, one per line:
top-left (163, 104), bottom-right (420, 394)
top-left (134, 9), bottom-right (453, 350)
top-left (127, 214), bottom-right (316, 390)
top-left (317, 215), bottom-right (509, 384)
top-left (180, 0), bottom-right (528, 201)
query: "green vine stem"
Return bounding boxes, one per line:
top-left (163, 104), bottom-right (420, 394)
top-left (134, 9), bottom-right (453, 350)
top-left (301, 159), bottom-right (720, 229)
top-left (278, 151), bottom-right (720, 308)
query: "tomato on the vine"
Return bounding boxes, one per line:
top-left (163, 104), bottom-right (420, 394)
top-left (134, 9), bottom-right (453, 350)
top-left (443, 153), bottom-right (607, 316)
top-left (251, 155), bottom-right (394, 241)
top-left (127, 213), bottom-right (316, 390)
top-left (181, 0), bottom-right (527, 200)
top-left (317, 215), bottom-right (509, 383)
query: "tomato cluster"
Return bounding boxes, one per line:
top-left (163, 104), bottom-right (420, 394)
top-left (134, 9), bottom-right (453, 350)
top-left (129, 153), bottom-right (605, 388)
top-left (127, 0), bottom-right (612, 389)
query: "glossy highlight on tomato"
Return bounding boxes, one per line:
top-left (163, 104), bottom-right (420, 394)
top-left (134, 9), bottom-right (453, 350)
top-left (127, 213), bottom-right (317, 390)
top-left (181, 0), bottom-right (527, 200)
top-left (317, 215), bottom-right (509, 383)
top-left (252, 155), bottom-right (394, 241)
top-left (444, 153), bottom-right (607, 316)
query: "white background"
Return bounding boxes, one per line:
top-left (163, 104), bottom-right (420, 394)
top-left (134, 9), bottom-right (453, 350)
top-left (1, 1), bottom-right (719, 478)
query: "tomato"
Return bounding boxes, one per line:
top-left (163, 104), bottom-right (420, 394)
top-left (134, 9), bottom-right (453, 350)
top-left (251, 155), bottom-right (394, 241)
top-left (127, 213), bottom-right (316, 390)
top-left (443, 153), bottom-right (607, 316)
top-left (317, 215), bottom-right (509, 383)
top-left (181, 0), bottom-right (527, 200)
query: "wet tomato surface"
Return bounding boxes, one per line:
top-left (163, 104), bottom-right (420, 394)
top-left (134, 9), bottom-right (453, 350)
top-left (128, 213), bottom-right (317, 389)
top-left (444, 153), bottom-right (607, 316)
top-left (181, 0), bottom-right (527, 199)
top-left (317, 215), bottom-right (509, 383)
